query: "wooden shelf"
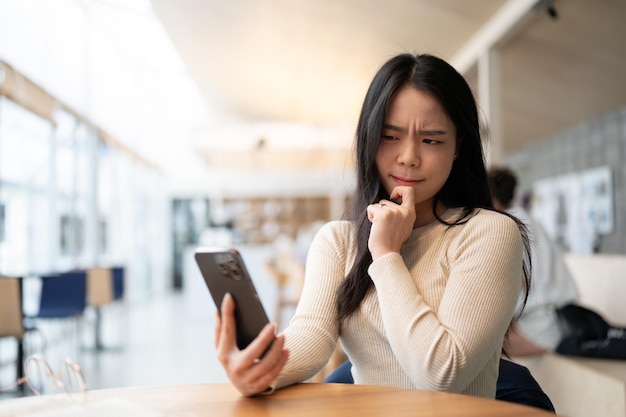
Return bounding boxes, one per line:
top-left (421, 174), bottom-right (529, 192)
top-left (221, 196), bottom-right (332, 244)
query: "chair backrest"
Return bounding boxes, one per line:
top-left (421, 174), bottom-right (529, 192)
top-left (37, 271), bottom-right (87, 318)
top-left (0, 277), bottom-right (24, 338)
top-left (494, 359), bottom-right (555, 412)
top-left (111, 266), bottom-right (125, 301)
top-left (324, 360), bottom-right (353, 384)
top-left (87, 267), bottom-right (114, 307)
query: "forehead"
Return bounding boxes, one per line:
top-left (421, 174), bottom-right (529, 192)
top-left (386, 87), bottom-right (449, 121)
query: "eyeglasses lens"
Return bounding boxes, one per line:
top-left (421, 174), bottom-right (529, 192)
top-left (24, 357), bottom-right (57, 396)
top-left (59, 359), bottom-right (87, 397)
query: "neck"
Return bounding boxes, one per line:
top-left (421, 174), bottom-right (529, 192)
top-left (413, 202), bottom-right (447, 228)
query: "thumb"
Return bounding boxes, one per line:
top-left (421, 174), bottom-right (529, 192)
top-left (390, 186), bottom-right (415, 209)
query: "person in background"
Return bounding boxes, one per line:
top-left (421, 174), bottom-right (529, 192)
top-left (488, 166), bottom-right (579, 356)
top-left (215, 53), bottom-right (531, 398)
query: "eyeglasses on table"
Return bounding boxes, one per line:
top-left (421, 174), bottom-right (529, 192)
top-left (0, 354), bottom-right (88, 402)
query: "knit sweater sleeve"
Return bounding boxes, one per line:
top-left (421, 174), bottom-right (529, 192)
top-left (272, 221), bottom-right (350, 389)
top-left (368, 211), bottom-right (523, 393)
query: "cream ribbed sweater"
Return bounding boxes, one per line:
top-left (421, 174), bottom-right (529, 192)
top-left (273, 208), bottom-right (523, 398)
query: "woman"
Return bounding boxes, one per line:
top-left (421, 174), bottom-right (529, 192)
top-left (215, 53), bottom-right (531, 398)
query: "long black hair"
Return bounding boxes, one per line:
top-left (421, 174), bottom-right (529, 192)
top-left (337, 53), bottom-right (531, 330)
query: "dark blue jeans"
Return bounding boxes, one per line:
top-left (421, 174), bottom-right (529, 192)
top-left (324, 359), bottom-right (555, 413)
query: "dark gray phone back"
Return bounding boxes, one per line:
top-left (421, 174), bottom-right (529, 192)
top-left (195, 247), bottom-right (271, 351)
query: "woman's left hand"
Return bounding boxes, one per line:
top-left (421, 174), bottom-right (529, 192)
top-left (366, 186), bottom-right (416, 260)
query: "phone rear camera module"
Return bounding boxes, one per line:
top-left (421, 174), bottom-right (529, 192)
top-left (216, 254), bottom-right (243, 280)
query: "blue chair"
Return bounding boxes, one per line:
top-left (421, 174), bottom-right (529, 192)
top-left (24, 271), bottom-right (87, 354)
top-left (324, 359), bottom-right (555, 413)
top-left (35, 271), bottom-right (87, 319)
top-left (111, 266), bottom-right (125, 301)
top-left (324, 360), bottom-right (352, 384)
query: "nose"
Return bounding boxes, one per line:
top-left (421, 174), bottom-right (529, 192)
top-left (397, 140), bottom-right (419, 167)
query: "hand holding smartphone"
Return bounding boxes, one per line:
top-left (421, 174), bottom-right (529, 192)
top-left (195, 247), bottom-right (273, 354)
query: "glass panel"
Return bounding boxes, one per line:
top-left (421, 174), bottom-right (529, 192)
top-left (0, 97), bottom-right (52, 275)
top-left (0, 98), bottom-right (50, 186)
top-left (0, 98), bottom-right (52, 274)
top-left (54, 110), bottom-right (78, 270)
top-left (97, 140), bottom-right (113, 261)
top-left (146, 169), bottom-right (168, 293)
top-left (74, 123), bottom-right (95, 267)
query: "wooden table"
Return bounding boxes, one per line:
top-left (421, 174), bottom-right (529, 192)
top-left (0, 383), bottom-right (556, 416)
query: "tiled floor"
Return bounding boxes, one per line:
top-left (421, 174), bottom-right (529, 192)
top-left (81, 291), bottom-right (229, 390)
top-left (0, 245), bottom-right (293, 402)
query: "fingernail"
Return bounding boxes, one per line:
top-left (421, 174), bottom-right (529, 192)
top-left (221, 293), bottom-right (231, 307)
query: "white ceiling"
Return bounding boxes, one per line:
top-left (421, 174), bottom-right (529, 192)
top-left (150, 0), bottom-right (626, 172)
top-left (152, 0), bottom-right (504, 124)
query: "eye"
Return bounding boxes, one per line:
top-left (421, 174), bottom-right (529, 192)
top-left (423, 138), bottom-right (441, 145)
top-left (381, 135), bottom-right (398, 141)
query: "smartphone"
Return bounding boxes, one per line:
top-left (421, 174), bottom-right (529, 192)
top-left (194, 247), bottom-right (273, 354)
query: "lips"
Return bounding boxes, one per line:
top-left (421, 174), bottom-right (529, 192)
top-left (391, 175), bottom-right (423, 186)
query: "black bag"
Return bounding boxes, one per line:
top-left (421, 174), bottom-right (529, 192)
top-left (555, 303), bottom-right (626, 360)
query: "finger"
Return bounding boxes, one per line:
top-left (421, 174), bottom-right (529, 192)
top-left (240, 334), bottom-right (289, 393)
top-left (366, 204), bottom-right (377, 222)
top-left (248, 348), bottom-right (289, 396)
top-left (218, 293), bottom-right (238, 354)
top-left (241, 322), bottom-right (277, 363)
top-left (390, 186), bottom-right (415, 208)
top-left (214, 310), bottom-right (222, 348)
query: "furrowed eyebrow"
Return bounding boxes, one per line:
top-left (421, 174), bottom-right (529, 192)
top-left (383, 124), bottom-right (447, 136)
top-left (383, 124), bottom-right (404, 133)
top-left (420, 130), bottom-right (447, 136)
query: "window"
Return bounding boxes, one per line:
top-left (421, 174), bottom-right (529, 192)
top-left (0, 97), bottom-right (53, 274)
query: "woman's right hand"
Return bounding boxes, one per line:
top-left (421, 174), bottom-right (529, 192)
top-left (366, 186), bottom-right (416, 260)
top-left (215, 293), bottom-right (289, 396)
